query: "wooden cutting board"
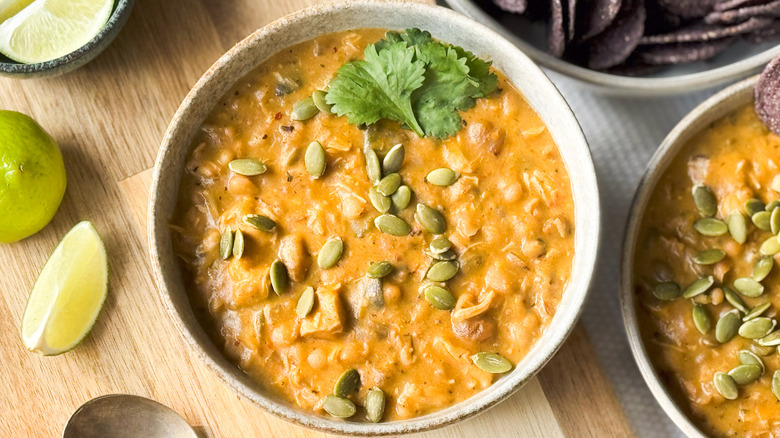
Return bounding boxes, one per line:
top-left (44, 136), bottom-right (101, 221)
top-left (0, 0), bottom-right (634, 436)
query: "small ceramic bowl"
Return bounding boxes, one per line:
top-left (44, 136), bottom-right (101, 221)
top-left (620, 76), bottom-right (758, 438)
top-left (444, 0), bottom-right (780, 96)
top-left (0, 0), bottom-right (134, 78)
top-left (148, 0), bottom-right (601, 434)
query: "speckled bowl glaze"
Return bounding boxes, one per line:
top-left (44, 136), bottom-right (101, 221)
top-left (0, 0), bottom-right (134, 78)
top-left (149, 1), bottom-right (600, 434)
top-left (445, 0), bottom-right (780, 96)
top-left (621, 76), bottom-right (758, 438)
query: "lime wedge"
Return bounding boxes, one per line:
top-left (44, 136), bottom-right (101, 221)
top-left (0, 0), bottom-right (34, 25)
top-left (21, 221), bottom-right (108, 356)
top-left (0, 0), bottom-right (113, 64)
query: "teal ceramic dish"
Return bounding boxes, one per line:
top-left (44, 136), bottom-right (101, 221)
top-left (0, 0), bottom-right (134, 78)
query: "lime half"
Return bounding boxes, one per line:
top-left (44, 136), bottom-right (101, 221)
top-left (21, 221), bottom-right (108, 355)
top-left (0, 0), bottom-right (113, 64)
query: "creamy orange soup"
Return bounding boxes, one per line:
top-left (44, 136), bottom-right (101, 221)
top-left (172, 29), bottom-right (575, 421)
top-left (635, 104), bottom-right (780, 437)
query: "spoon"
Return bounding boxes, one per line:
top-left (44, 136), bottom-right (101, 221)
top-left (63, 394), bottom-right (197, 438)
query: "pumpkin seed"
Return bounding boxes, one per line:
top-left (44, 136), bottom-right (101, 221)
top-left (232, 229), bottom-right (244, 259)
top-left (738, 317), bottom-right (775, 339)
top-left (377, 173), bottom-right (401, 196)
top-left (692, 185), bottom-right (717, 217)
top-left (728, 212), bottom-right (748, 244)
top-left (334, 369), bottom-right (361, 396)
top-left (692, 304), bottom-right (712, 334)
top-left (744, 302), bottom-right (771, 322)
top-left (296, 286), bottom-right (315, 318)
top-left (773, 371), bottom-right (780, 401)
top-left (753, 211), bottom-right (772, 231)
top-left (367, 261), bottom-right (393, 279)
top-left (760, 236), bottom-right (780, 256)
top-left (365, 387), bottom-right (385, 423)
top-left (291, 97), bottom-right (319, 121)
top-left (219, 228), bottom-right (234, 260)
top-left (746, 198), bottom-right (766, 216)
top-left (694, 218), bottom-right (728, 237)
top-left (426, 248), bottom-right (457, 261)
top-left (228, 158), bottom-right (267, 176)
top-left (426, 168), bottom-right (459, 187)
top-left (768, 200), bottom-right (780, 211)
top-left (369, 187), bottom-right (391, 213)
top-left (374, 214), bottom-right (410, 236)
top-left (753, 256), bottom-right (774, 282)
top-left (713, 372), bottom-right (738, 400)
top-left (729, 364), bottom-right (763, 385)
top-left (739, 350), bottom-right (764, 373)
top-left (427, 260), bottom-right (459, 282)
top-left (415, 204), bottom-right (446, 234)
top-left (772, 207), bottom-right (780, 235)
top-left (243, 214), bottom-right (276, 232)
top-left (269, 259), bottom-right (289, 295)
top-left (312, 90), bottom-right (332, 113)
top-left (430, 236), bottom-right (452, 254)
top-left (382, 143), bottom-right (405, 174)
top-left (734, 277), bottom-right (765, 298)
top-left (424, 285), bottom-right (456, 310)
top-left (653, 282), bottom-right (681, 301)
top-left (364, 148), bottom-right (382, 184)
top-left (724, 287), bottom-right (749, 313)
top-left (305, 141), bottom-right (326, 179)
top-left (751, 343), bottom-right (777, 356)
top-left (693, 249), bottom-right (725, 265)
top-left (716, 310), bottom-right (742, 343)
top-left (471, 352), bottom-right (512, 374)
top-left (758, 330), bottom-right (780, 347)
top-left (682, 276), bottom-right (715, 299)
top-left (322, 395), bottom-right (356, 418)
top-left (391, 185), bottom-right (411, 211)
top-left (318, 237), bottom-right (343, 269)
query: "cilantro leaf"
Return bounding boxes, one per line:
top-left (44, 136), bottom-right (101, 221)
top-left (326, 42), bottom-right (425, 136)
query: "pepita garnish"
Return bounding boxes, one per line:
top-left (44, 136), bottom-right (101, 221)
top-left (322, 395), bottom-right (356, 418)
top-left (744, 302), bottom-right (771, 322)
top-left (772, 207), bottom-right (780, 235)
top-left (232, 229), bottom-right (244, 259)
top-left (311, 90), bottom-right (333, 113)
top-left (758, 330), bottom-right (780, 347)
top-left (694, 218), bottom-right (728, 237)
top-left (471, 352), bottom-right (512, 374)
top-left (369, 186), bottom-right (391, 213)
top-left (693, 249), bottom-right (725, 265)
top-left (716, 310), bottom-right (742, 343)
top-left (377, 173), bottom-right (401, 196)
top-left (728, 212), bottom-right (748, 244)
top-left (228, 158), bottom-right (268, 176)
top-left (724, 287), bottom-right (749, 314)
top-left (415, 203), bottom-right (446, 234)
top-left (291, 96), bottom-right (319, 121)
top-left (391, 185), bottom-right (412, 211)
top-left (713, 372), bottom-right (738, 400)
top-left (219, 228), bottom-right (234, 260)
top-left (653, 282), bottom-right (681, 301)
top-left (374, 214), bottom-right (411, 236)
top-left (382, 143), bottom-right (405, 174)
top-left (243, 214), bottom-right (277, 232)
top-left (760, 236), bottom-right (780, 256)
top-left (692, 304), bottom-right (711, 334)
top-left (269, 259), bottom-right (289, 295)
top-left (365, 148), bottom-right (382, 184)
top-left (426, 248), bottom-right (458, 261)
top-left (426, 168), bottom-right (459, 187)
top-left (305, 141), bottom-right (326, 179)
top-left (734, 277), bottom-right (765, 298)
top-left (367, 261), bottom-right (394, 279)
top-left (426, 260), bottom-right (459, 282)
top-left (318, 237), bottom-right (344, 269)
top-left (681, 276), bottom-right (715, 299)
top-left (753, 210), bottom-right (772, 231)
top-left (751, 343), bottom-right (777, 357)
top-left (738, 317), bottom-right (775, 339)
top-left (738, 350), bottom-right (764, 373)
top-left (424, 285), bottom-right (456, 310)
top-left (773, 371), bottom-right (780, 401)
top-left (729, 364), bottom-right (763, 385)
top-left (768, 200), bottom-right (780, 211)
top-left (365, 387), bottom-right (386, 423)
top-left (746, 198), bottom-right (766, 216)
top-left (296, 286), bottom-right (315, 318)
top-left (753, 256), bottom-right (774, 282)
top-left (334, 369), bottom-right (361, 396)
top-left (430, 236), bottom-right (452, 254)
top-left (692, 185), bottom-right (717, 217)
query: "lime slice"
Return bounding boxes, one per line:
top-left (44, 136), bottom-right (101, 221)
top-left (0, 0), bottom-right (113, 64)
top-left (0, 0), bottom-right (34, 25)
top-left (21, 221), bottom-right (108, 356)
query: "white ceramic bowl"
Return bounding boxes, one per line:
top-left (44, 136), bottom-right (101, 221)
top-left (620, 76), bottom-right (758, 438)
top-left (148, 1), bottom-right (601, 434)
top-left (444, 0), bottom-right (780, 96)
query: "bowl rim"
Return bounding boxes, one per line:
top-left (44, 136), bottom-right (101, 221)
top-left (619, 75), bottom-right (759, 438)
top-left (443, 0), bottom-right (780, 96)
top-left (0, 0), bottom-right (134, 74)
top-left (148, 0), bottom-right (601, 434)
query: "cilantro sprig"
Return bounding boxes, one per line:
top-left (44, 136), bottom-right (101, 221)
top-left (325, 29), bottom-right (498, 139)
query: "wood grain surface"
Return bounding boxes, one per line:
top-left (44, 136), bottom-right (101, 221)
top-left (0, 0), bottom-right (634, 436)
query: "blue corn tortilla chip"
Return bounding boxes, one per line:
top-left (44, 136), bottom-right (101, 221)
top-left (549, 0), bottom-right (567, 56)
top-left (756, 55), bottom-right (780, 135)
top-left (567, 0), bottom-right (578, 41)
top-left (704, 0), bottom-right (780, 25)
top-left (492, 0), bottom-right (528, 14)
top-left (635, 37), bottom-right (735, 64)
top-left (656, 0), bottom-right (719, 19)
top-left (715, 0), bottom-right (768, 12)
top-left (744, 19), bottom-right (780, 42)
top-left (587, 0), bottom-right (645, 69)
top-left (580, 0), bottom-right (622, 39)
top-left (640, 16), bottom-right (774, 44)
